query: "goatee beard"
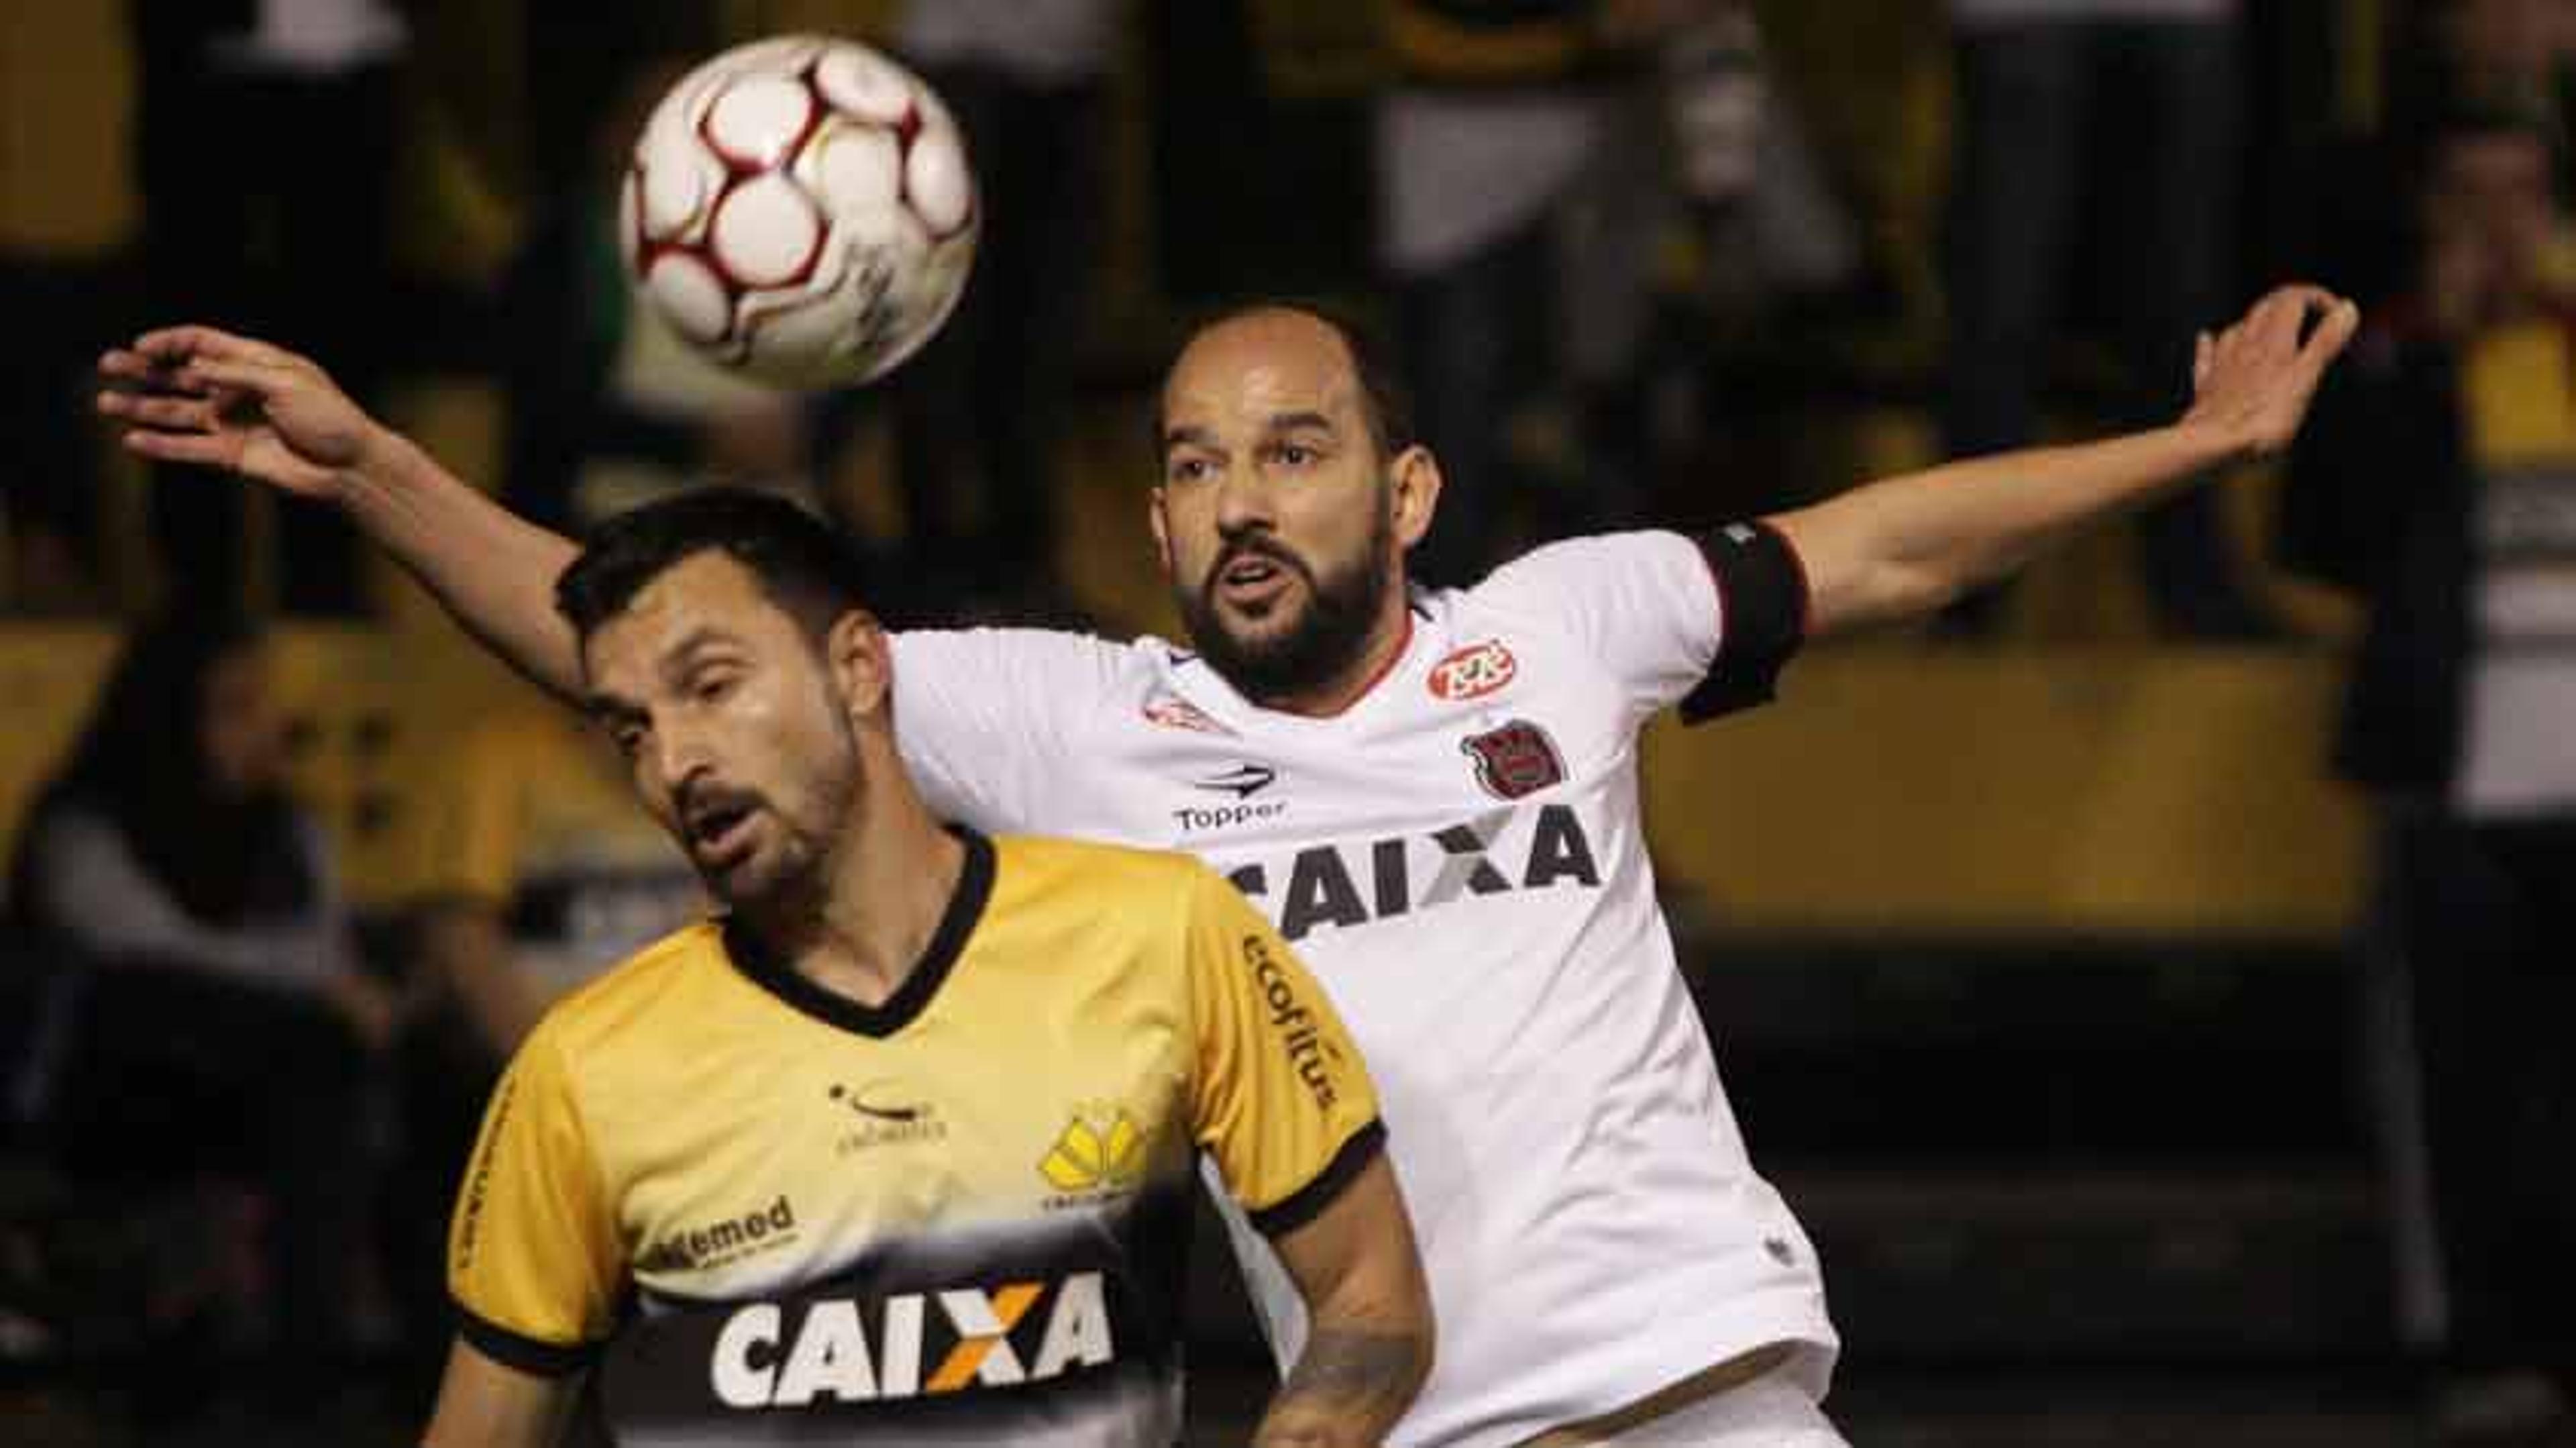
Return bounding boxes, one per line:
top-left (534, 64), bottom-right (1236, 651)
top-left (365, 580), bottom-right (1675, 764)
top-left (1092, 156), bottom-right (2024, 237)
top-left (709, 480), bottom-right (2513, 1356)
top-left (716, 719), bottom-right (864, 924)
top-left (1181, 520), bottom-right (1393, 704)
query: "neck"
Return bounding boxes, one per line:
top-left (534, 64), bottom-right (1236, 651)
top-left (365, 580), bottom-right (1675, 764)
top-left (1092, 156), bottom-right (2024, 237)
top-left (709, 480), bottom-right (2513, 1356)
top-left (1254, 587), bottom-right (1414, 719)
top-left (749, 760), bottom-right (965, 1009)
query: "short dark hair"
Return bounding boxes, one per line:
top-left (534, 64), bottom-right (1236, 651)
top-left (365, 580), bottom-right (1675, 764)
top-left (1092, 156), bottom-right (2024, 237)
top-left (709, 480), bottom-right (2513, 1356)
top-left (1157, 299), bottom-right (1418, 462)
top-left (555, 488), bottom-right (869, 645)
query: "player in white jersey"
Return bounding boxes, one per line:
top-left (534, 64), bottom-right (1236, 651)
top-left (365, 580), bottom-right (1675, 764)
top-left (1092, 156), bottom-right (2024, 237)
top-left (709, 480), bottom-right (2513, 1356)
top-left (885, 525), bottom-right (1829, 1446)
top-left (99, 282), bottom-right (2355, 1445)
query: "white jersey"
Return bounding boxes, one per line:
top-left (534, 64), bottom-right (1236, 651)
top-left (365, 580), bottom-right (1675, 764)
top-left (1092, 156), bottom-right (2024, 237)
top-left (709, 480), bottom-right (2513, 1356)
top-left (890, 530), bottom-right (1837, 1447)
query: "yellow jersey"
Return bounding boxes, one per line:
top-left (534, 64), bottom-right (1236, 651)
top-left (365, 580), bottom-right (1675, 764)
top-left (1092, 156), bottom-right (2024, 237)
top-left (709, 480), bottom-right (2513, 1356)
top-left (448, 829), bottom-right (1383, 1444)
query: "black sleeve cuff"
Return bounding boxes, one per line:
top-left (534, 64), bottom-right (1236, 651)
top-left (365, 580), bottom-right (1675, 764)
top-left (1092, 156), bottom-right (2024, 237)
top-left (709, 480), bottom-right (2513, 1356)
top-left (1249, 1121), bottom-right (1388, 1239)
top-left (454, 1300), bottom-right (601, 1378)
top-left (1678, 519), bottom-right (1811, 725)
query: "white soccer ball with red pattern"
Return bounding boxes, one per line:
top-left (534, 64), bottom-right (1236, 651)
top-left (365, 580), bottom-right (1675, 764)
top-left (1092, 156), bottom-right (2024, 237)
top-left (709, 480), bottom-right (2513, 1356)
top-left (621, 35), bottom-right (977, 389)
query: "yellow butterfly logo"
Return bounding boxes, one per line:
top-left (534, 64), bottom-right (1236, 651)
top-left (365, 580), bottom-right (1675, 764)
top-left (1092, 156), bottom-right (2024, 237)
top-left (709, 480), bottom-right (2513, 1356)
top-left (1039, 1109), bottom-right (1147, 1192)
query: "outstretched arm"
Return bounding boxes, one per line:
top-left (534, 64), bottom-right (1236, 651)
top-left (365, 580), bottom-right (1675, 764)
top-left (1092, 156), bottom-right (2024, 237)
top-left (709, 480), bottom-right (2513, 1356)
top-left (1257, 1153), bottom-right (1435, 1447)
top-left (1769, 284), bottom-right (2361, 637)
top-left (98, 326), bottom-right (588, 699)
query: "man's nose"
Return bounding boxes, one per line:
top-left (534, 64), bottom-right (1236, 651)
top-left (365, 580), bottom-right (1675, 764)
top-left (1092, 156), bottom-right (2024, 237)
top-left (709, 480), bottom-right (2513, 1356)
top-left (652, 723), bottom-right (712, 799)
top-left (1212, 464), bottom-right (1277, 534)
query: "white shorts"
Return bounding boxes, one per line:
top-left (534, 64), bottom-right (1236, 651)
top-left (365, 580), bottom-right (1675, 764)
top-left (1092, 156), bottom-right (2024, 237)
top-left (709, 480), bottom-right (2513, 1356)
top-left (1576, 1361), bottom-right (1847, 1447)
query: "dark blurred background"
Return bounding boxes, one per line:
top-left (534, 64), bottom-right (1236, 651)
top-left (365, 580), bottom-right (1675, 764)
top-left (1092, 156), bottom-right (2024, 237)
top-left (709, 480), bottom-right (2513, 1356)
top-left (4, 0), bottom-right (2575, 1443)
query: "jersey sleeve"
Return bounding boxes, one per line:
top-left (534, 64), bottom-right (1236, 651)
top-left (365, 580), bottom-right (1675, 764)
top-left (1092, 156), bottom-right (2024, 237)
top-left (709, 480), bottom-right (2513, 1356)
top-left (447, 1017), bottom-right (625, 1376)
top-left (1472, 526), bottom-right (1810, 724)
top-left (888, 628), bottom-right (1132, 833)
top-left (1179, 864), bottom-right (1386, 1238)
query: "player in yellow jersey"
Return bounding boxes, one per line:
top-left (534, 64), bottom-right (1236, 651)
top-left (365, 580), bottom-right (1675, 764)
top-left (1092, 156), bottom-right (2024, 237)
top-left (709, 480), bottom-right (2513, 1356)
top-left (419, 490), bottom-right (1432, 1447)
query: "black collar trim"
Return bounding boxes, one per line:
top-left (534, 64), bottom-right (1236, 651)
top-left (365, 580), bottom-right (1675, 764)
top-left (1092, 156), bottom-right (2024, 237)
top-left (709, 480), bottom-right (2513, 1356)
top-left (722, 825), bottom-right (994, 1039)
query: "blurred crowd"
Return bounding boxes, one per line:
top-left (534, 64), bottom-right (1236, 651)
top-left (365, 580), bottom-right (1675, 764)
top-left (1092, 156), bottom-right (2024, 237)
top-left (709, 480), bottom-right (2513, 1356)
top-left (4, 0), bottom-right (2576, 1443)
top-left (0, 0), bottom-right (2485, 629)
top-left (1, 1), bottom-right (2565, 633)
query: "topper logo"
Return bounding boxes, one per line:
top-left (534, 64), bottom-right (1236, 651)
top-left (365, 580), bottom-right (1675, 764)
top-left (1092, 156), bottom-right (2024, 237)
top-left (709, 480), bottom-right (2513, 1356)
top-left (1428, 640), bottom-right (1517, 702)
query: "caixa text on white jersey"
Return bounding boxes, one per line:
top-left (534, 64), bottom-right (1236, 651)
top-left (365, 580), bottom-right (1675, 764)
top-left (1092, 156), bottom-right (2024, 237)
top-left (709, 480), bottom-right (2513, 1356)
top-left (1217, 802), bottom-right (1603, 942)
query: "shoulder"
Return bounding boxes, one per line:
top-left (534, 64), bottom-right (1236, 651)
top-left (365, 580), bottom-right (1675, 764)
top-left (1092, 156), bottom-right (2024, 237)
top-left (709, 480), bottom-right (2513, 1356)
top-left (888, 629), bottom-right (1175, 741)
top-left (993, 832), bottom-right (1215, 894)
top-left (1477, 530), bottom-right (1702, 586)
top-left (1464, 530), bottom-right (1703, 615)
top-left (893, 626), bottom-right (1166, 680)
top-left (1430, 531), bottom-right (1713, 665)
top-left (528, 919), bottom-right (729, 1059)
top-left (989, 834), bottom-right (1236, 933)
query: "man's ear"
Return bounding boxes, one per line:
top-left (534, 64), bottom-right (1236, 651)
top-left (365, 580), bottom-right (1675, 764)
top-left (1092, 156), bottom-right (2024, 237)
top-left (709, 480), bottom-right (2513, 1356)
top-left (826, 609), bottom-right (890, 719)
top-left (1389, 445), bottom-right (1443, 553)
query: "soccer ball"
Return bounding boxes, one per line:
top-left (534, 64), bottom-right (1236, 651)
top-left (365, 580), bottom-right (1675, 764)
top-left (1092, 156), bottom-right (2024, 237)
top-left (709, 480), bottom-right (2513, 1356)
top-left (620, 35), bottom-right (978, 389)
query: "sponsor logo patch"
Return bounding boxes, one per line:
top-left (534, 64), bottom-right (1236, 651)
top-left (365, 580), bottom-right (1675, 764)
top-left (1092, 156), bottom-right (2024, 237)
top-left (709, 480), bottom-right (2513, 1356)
top-left (1243, 935), bottom-right (1341, 1111)
top-left (1462, 719), bottom-right (1565, 800)
top-left (1038, 1107), bottom-right (1149, 1204)
top-left (1174, 763), bottom-right (1289, 833)
top-left (1142, 696), bottom-right (1229, 734)
top-left (1428, 639), bottom-right (1518, 701)
top-left (828, 1081), bottom-right (947, 1156)
top-left (451, 1074), bottom-right (515, 1273)
top-left (1190, 762), bottom-right (1278, 798)
top-left (635, 1194), bottom-right (802, 1275)
top-left (1173, 798), bottom-right (1289, 833)
top-left (1222, 803), bottom-right (1604, 941)
top-left (710, 1272), bottom-right (1116, 1404)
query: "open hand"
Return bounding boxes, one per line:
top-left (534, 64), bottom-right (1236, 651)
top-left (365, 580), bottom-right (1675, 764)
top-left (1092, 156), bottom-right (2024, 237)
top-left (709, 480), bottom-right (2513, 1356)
top-left (2182, 285), bottom-right (2362, 460)
top-left (97, 325), bottom-right (384, 501)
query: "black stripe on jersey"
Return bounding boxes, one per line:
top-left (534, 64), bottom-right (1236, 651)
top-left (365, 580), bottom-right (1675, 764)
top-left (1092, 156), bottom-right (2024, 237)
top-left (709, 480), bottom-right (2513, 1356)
top-left (455, 1300), bottom-right (602, 1378)
top-left (724, 826), bottom-right (995, 1039)
top-left (1248, 1119), bottom-right (1387, 1238)
top-left (1680, 520), bottom-right (1811, 725)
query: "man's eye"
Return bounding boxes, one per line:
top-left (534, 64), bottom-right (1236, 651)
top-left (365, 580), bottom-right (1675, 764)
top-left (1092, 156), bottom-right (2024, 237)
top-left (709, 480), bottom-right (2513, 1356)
top-left (694, 672), bottom-right (739, 703)
top-left (1169, 457), bottom-right (1211, 483)
top-left (611, 723), bottom-right (646, 757)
